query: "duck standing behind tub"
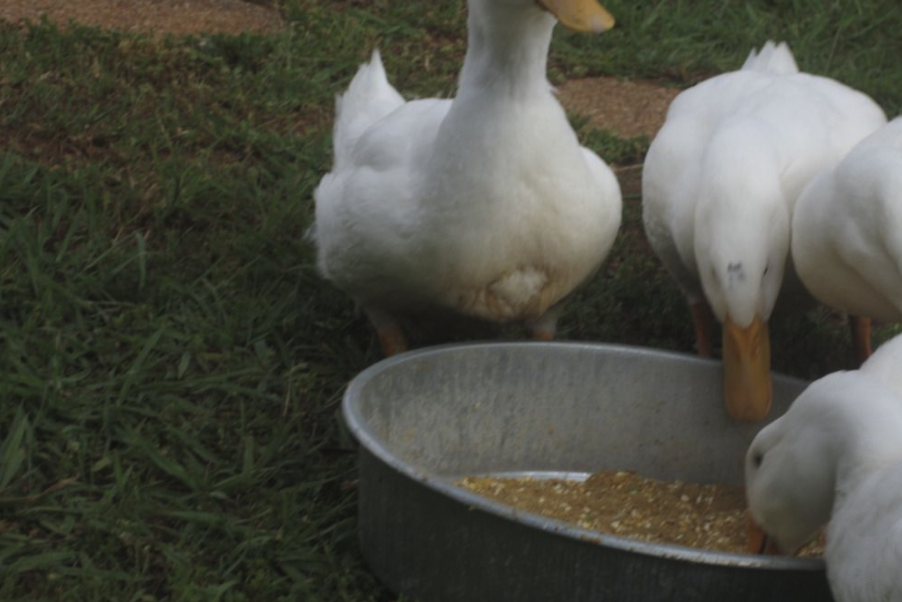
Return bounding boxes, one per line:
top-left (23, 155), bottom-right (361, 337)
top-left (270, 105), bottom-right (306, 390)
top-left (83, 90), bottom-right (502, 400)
top-left (642, 41), bottom-right (886, 421)
top-left (311, 0), bottom-right (622, 356)
top-left (793, 117), bottom-right (902, 362)
top-left (745, 334), bottom-right (902, 602)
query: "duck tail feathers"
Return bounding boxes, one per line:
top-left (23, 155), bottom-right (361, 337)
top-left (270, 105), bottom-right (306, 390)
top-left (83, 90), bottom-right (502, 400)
top-left (332, 50), bottom-right (405, 169)
top-left (741, 41), bottom-right (798, 75)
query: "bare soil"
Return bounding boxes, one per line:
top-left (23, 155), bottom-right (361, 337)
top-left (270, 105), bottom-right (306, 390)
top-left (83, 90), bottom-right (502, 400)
top-left (1, 1), bottom-right (673, 198)
top-left (1, 0), bottom-right (285, 36)
top-left (557, 76), bottom-right (680, 139)
top-left (0, 1), bottom-right (675, 142)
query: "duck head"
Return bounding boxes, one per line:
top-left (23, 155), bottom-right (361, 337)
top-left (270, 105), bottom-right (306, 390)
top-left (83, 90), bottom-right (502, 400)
top-left (535, 0), bottom-right (615, 33)
top-left (471, 0), bottom-right (614, 32)
top-left (694, 140), bottom-right (789, 421)
top-left (460, 0), bottom-right (613, 93)
top-left (744, 381), bottom-right (837, 554)
top-left (745, 369), bottom-right (902, 554)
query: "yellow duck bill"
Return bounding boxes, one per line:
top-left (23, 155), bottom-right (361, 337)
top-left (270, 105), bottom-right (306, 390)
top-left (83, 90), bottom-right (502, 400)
top-left (723, 313), bottom-right (773, 422)
top-left (537, 0), bottom-right (615, 33)
top-left (747, 515), bottom-right (782, 555)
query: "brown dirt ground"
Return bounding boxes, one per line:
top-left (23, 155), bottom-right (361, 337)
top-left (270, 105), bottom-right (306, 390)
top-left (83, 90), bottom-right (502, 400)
top-left (556, 77), bottom-right (677, 199)
top-left (0, 1), bottom-right (675, 141)
top-left (0, 0), bottom-right (673, 195)
top-left (556, 76), bottom-right (679, 140)
top-left (0, 0), bottom-right (285, 36)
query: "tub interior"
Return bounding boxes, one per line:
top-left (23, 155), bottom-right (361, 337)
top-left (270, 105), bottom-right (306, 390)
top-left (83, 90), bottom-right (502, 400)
top-left (351, 343), bottom-right (805, 487)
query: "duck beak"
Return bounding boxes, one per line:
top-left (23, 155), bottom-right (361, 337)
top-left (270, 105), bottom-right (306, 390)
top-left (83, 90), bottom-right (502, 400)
top-left (723, 313), bottom-right (772, 421)
top-left (747, 515), bottom-right (781, 555)
top-left (537, 0), bottom-right (615, 33)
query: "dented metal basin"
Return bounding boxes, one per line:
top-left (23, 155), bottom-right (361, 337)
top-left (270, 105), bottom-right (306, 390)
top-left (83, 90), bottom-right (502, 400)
top-left (343, 342), bottom-right (831, 602)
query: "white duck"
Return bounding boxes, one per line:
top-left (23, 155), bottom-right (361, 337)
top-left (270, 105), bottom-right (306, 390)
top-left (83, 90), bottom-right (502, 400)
top-left (642, 41), bottom-right (886, 421)
top-left (745, 333), bottom-right (902, 602)
top-left (311, 0), bottom-right (622, 355)
top-left (793, 117), bottom-right (902, 362)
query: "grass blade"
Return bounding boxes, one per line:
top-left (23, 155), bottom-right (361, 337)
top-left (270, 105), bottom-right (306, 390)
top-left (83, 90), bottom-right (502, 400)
top-left (0, 408), bottom-right (30, 492)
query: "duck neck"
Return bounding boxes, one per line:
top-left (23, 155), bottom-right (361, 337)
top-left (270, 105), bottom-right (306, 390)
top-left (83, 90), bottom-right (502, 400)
top-left (832, 412), bottom-right (902, 515)
top-left (458, 0), bottom-right (556, 100)
top-left (838, 449), bottom-right (900, 498)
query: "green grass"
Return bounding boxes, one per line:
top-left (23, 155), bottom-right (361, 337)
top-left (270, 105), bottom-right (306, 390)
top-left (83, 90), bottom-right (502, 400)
top-left (0, 1), bottom-right (900, 599)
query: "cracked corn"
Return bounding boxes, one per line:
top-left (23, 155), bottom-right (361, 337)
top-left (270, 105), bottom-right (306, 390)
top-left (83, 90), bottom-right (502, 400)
top-left (457, 471), bottom-right (823, 557)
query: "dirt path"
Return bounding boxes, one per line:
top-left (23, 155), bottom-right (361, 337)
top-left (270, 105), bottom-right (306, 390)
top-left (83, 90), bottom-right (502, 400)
top-left (1, 0), bottom-right (285, 36)
top-left (1, 0), bottom-right (676, 148)
top-left (555, 77), bottom-right (679, 195)
top-left (557, 77), bottom-right (678, 140)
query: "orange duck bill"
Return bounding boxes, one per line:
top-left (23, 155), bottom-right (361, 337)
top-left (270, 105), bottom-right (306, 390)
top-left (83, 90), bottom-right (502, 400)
top-left (537, 0), bottom-right (615, 33)
top-left (723, 313), bottom-right (773, 422)
top-left (747, 514), bottom-right (781, 555)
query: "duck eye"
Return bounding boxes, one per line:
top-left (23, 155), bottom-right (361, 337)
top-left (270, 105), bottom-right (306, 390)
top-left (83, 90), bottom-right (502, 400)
top-left (753, 452), bottom-right (764, 468)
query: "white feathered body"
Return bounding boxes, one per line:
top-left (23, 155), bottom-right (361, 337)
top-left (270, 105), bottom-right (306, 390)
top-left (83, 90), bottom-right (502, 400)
top-left (746, 334), bottom-right (902, 602)
top-left (792, 118), bottom-right (902, 323)
top-left (313, 6), bottom-right (621, 324)
top-left (643, 42), bottom-right (886, 326)
top-left (826, 465), bottom-right (902, 602)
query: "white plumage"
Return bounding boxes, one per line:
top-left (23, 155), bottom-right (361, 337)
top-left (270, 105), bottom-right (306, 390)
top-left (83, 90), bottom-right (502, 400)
top-left (312, 0), bottom-right (622, 354)
top-left (642, 40), bottom-right (886, 420)
top-left (793, 118), bottom-right (902, 331)
top-left (746, 334), bottom-right (902, 602)
top-left (740, 40), bottom-right (798, 74)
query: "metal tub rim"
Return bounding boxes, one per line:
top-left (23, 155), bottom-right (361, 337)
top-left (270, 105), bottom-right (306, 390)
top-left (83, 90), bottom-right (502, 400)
top-left (342, 341), bottom-right (825, 573)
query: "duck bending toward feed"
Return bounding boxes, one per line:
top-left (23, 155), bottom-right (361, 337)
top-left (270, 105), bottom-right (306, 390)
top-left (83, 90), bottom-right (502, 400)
top-left (642, 41), bottom-right (886, 421)
top-left (745, 333), bottom-right (902, 602)
top-left (311, 0), bottom-right (622, 356)
top-left (793, 117), bottom-right (902, 363)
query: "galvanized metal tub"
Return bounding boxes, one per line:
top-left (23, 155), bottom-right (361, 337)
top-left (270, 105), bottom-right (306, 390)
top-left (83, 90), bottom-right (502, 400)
top-left (343, 342), bottom-right (831, 602)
